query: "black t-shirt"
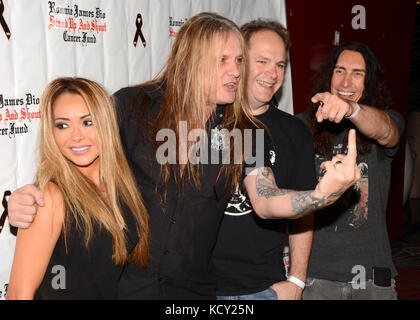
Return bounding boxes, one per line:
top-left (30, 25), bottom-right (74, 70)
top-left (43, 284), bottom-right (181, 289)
top-left (114, 84), bottom-right (271, 299)
top-left (213, 105), bottom-right (317, 296)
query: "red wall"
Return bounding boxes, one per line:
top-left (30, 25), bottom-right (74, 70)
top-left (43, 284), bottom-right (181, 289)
top-left (286, 0), bottom-right (416, 239)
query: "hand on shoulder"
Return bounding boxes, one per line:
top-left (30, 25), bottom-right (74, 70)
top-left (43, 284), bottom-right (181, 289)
top-left (8, 184), bottom-right (45, 229)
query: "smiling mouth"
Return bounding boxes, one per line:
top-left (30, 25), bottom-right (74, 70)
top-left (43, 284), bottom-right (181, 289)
top-left (257, 80), bottom-right (275, 88)
top-left (71, 146), bottom-right (89, 152)
top-left (338, 91), bottom-right (355, 98)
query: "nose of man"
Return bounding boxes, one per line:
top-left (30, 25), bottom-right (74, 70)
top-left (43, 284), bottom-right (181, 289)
top-left (264, 65), bottom-right (278, 80)
top-left (340, 73), bottom-right (352, 88)
top-left (228, 60), bottom-right (241, 79)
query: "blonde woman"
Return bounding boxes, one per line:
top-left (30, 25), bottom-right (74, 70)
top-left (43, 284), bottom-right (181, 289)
top-left (7, 78), bottom-right (149, 299)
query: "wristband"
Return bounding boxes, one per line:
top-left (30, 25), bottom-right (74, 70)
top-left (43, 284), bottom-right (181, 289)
top-left (287, 275), bottom-right (306, 289)
top-left (345, 103), bottom-right (361, 119)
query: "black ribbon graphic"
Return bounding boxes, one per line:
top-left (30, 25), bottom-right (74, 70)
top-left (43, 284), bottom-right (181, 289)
top-left (133, 13), bottom-right (146, 48)
top-left (0, 190), bottom-right (11, 234)
top-left (0, 0), bottom-right (11, 40)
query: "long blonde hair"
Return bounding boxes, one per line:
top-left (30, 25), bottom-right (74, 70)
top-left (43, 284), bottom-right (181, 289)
top-left (36, 77), bottom-right (149, 267)
top-left (138, 12), bottom-right (260, 200)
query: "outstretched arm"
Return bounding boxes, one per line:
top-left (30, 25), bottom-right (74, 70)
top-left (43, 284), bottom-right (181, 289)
top-left (312, 92), bottom-right (399, 148)
top-left (244, 129), bottom-right (361, 219)
top-left (6, 183), bottom-right (64, 300)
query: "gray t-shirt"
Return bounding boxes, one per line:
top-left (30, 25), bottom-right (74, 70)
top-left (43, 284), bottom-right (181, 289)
top-left (297, 109), bottom-right (405, 282)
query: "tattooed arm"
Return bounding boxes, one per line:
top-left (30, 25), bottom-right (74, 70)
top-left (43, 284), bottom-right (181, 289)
top-left (244, 167), bottom-right (344, 219)
top-left (244, 129), bottom-right (361, 219)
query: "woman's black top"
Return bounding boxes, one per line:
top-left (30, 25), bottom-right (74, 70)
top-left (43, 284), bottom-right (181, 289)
top-left (35, 204), bottom-right (139, 300)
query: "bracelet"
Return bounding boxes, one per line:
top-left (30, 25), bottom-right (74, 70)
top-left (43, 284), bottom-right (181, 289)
top-left (345, 103), bottom-right (361, 119)
top-left (287, 275), bottom-right (306, 289)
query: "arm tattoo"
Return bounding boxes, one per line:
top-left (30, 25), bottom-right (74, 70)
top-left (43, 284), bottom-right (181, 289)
top-left (255, 167), bottom-right (344, 218)
top-left (255, 167), bottom-right (288, 198)
top-left (291, 191), bottom-right (344, 218)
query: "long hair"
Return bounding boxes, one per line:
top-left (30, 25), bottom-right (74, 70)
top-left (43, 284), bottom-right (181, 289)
top-left (135, 12), bottom-right (260, 201)
top-left (307, 41), bottom-right (393, 156)
top-left (36, 77), bottom-right (149, 267)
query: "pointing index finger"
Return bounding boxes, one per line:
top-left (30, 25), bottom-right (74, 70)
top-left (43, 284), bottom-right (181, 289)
top-left (311, 92), bottom-right (326, 104)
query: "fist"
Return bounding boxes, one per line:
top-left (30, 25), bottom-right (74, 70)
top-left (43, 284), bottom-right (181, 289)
top-left (7, 185), bottom-right (44, 229)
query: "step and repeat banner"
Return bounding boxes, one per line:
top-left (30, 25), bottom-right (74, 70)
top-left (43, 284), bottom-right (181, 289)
top-left (0, 0), bottom-right (290, 299)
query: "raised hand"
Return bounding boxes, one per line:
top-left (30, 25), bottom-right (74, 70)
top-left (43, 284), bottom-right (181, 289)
top-left (315, 129), bottom-right (361, 203)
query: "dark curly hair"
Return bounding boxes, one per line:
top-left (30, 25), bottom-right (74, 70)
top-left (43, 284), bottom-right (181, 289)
top-left (307, 41), bottom-right (393, 156)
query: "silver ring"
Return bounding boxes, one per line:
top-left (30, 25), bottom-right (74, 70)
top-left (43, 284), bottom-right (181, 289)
top-left (319, 101), bottom-right (324, 108)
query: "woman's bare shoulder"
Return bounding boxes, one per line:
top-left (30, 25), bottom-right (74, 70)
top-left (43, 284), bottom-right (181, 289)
top-left (35, 182), bottom-right (65, 229)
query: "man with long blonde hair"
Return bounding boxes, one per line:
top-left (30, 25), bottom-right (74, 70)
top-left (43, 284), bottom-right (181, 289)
top-left (8, 13), bottom-right (360, 299)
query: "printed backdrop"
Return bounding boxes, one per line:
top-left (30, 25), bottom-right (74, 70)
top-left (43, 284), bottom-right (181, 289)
top-left (0, 0), bottom-right (290, 298)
